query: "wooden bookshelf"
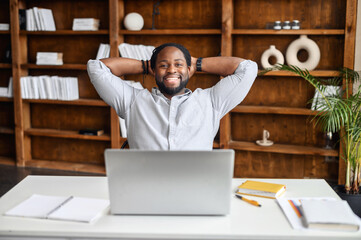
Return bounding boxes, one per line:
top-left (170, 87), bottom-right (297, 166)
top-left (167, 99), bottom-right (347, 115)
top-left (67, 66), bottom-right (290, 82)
top-left (3, 0), bottom-right (356, 181)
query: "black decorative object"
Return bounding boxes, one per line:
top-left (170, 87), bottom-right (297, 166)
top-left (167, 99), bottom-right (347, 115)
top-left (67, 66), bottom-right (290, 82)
top-left (152, 0), bottom-right (161, 30)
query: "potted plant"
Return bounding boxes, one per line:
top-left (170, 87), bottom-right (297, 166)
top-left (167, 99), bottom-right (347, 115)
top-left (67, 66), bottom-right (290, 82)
top-left (265, 64), bottom-right (361, 216)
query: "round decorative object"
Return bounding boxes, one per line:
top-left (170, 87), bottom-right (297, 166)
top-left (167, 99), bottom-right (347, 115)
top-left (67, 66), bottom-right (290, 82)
top-left (286, 35), bottom-right (320, 70)
top-left (124, 12), bottom-right (144, 31)
top-left (260, 45), bottom-right (284, 69)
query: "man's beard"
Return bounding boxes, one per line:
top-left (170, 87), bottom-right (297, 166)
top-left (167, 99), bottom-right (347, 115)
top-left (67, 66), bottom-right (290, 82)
top-left (156, 76), bottom-right (189, 96)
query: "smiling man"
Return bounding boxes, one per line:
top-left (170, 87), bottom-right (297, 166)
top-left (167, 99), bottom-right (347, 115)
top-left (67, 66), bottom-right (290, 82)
top-left (87, 43), bottom-right (257, 150)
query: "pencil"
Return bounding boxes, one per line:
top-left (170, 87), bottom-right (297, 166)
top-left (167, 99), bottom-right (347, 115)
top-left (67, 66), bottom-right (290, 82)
top-left (235, 194), bottom-right (262, 207)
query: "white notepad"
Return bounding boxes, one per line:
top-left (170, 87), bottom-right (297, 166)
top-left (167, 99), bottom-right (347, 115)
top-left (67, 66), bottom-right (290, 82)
top-left (300, 199), bottom-right (361, 231)
top-left (5, 194), bottom-right (109, 223)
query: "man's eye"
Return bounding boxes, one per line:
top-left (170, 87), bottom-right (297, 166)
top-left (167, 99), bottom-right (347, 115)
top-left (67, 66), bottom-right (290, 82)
top-left (175, 63), bottom-right (183, 67)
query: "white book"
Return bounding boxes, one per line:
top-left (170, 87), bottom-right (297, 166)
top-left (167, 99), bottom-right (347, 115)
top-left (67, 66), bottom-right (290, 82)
top-left (30, 76), bottom-right (39, 99)
top-left (25, 9), bottom-right (32, 31)
top-left (96, 43), bottom-right (110, 60)
top-left (5, 194), bottom-right (109, 223)
top-left (50, 76), bottom-right (58, 99)
top-left (40, 8), bottom-right (56, 31)
top-left (300, 199), bottom-right (361, 231)
top-left (0, 88), bottom-right (7, 97)
top-left (36, 52), bottom-right (63, 65)
top-left (38, 76), bottom-right (47, 99)
top-left (7, 77), bottom-right (13, 97)
top-left (72, 18), bottom-right (99, 31)
top-left (0, 23), bottom-right (10, 31)
top-left (32, 7), bottom-right (41, 31)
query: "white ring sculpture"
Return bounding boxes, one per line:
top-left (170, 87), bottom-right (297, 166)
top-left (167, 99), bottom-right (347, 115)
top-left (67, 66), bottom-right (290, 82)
top-left (124, 12), bottom-right (144, 31)
top-left (286, 35), bottom-right (320, 70)
top-left (261, 45), bottom-right (284, 69)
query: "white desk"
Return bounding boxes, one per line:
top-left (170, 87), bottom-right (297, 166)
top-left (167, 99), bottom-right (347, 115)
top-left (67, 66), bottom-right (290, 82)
top-left (0, 176), bottom-right (360, 240)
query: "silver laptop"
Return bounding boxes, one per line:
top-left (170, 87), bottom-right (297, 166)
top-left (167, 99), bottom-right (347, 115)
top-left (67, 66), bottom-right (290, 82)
top-left (105, 149), bottom-right (235, 215)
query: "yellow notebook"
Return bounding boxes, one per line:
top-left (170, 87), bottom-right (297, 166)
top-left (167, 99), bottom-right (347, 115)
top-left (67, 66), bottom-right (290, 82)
top-left (236, 180), bottom-right (286, 199)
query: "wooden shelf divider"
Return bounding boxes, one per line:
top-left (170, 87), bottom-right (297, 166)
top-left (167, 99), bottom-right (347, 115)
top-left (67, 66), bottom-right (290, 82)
top-left (21, 63), bottom-right (87, 70)
top-left (229, 140), bottom-right (338, 157)
top-left (20, 30), bottom-right (109, 35)
top-left (0, 127), bottom-right (15, 135)
top-left (231, 105), bottom-right (319, 116)
top-left (0, 97), bottom-right (13, 102)
top-left (25, 128), bottom-right (111, 141)
top-left (259, 70), bottom-right (341, 77)
top-left (232, 29), bottom-right (344, 35)
top-left (25, 159), bottom-right (105, 174)
top-left (0, 63), bottom-right (12, 68)
top-left (119, 29), bottom-right (222, 35)
top-left (23, 98), bottom-right (108, 107)
top-left (0, 156), bottom-right (15, 166)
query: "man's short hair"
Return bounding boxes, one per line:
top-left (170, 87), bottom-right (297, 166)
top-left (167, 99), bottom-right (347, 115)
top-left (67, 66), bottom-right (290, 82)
top-left (150, 43), bottom-right (191, 70)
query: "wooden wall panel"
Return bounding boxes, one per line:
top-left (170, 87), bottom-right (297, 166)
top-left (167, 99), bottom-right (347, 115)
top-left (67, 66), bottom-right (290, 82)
top-left (0, 69), bottom-right (12, 87)
top-left (0, 135), bottom-right (15, 157)
top-left (230, 113), bottom-right (325, 147)
top-left (234, 0), bottom-right (346, 29)
top-left (0, 102), bottom-right (14, 127)
top-left (241, 76), bottom-right (315, 107)
top-left (124, 0), bottom-right (222, 29)
top-left (233, 35), bottom-right (344, 70)
top-left (31, 136), bottom-right (109, 164)
top-left (0, 36), bottom-right (11, 63)
top-left (31, 105), bottom-right (110, 132)
top-left (29, 70), bottom-right (100, 99)
top-left (24, 0), bottom-right (109, 30)
top-left (27, 35), bottom-right (108, 64)
top-left (234, 151), bottom-right (338, 180)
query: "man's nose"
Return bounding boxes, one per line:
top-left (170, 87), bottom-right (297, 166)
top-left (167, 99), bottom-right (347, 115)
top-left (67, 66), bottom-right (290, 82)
top-left (167, 64), bottom-right (176, 73)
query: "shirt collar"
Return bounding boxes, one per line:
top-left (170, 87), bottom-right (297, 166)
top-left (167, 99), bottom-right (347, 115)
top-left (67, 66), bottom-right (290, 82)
top-left (152, 87), bottom-right (192, 99)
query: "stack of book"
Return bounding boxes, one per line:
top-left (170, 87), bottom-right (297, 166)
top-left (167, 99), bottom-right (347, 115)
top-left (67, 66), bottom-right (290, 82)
top-left (20, 76), bottom-right (79, 100)
top-left (0, 23), bottom-right (10, 31)
top-left (36, 52), bottom-right (63, 65)
top-left (118, 43), bottom-right (155, 60)
top-left (0, 78), bottom-right (13, 98)
top-left (25, 7), bottom-right (56, 31)
top-left (72, 18), bottom-right (99, 31)
top-left (96, 43), bottom-right (110, 60)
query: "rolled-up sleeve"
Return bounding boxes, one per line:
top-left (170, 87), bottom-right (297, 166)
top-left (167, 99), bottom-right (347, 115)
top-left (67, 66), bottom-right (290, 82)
top-left (87, 59), bottom-right (139, 118)
top-left (210, 60), bottom-right (258, 118)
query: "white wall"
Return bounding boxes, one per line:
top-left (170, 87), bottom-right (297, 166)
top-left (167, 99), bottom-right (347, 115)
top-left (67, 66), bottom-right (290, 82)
top-left (354, 0), bottom-right (361, 92)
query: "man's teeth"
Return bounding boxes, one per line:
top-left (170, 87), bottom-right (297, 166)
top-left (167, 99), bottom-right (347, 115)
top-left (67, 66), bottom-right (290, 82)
top-left (166, 78), bottom-right (178, 81)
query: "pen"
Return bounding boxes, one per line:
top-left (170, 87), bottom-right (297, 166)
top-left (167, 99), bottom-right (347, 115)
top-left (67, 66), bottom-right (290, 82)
top-left (235, 194), bottom-right (261, 207)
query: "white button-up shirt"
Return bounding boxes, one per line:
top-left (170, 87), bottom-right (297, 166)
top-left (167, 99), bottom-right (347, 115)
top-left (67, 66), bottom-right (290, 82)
top-left (87, 59), bottom-right (257, 150)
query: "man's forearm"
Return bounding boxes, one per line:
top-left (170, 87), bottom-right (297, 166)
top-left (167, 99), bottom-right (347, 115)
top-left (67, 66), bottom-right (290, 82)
top-left (193, 56), bottom-right (245, 77)
top-left (100, 57), bottom-right (145, 77)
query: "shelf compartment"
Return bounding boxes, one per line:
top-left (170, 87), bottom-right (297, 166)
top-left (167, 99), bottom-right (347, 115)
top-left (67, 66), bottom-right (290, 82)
top-left (20, 30), bottom-right (109, 35)
top-left (232, 29), bottom-right (344, 35)
top-left (0, 30), bottom-right (10, 35)
top-left (25, 158), bottom-right (105, 174)
top-left (232, 106), bottom-right (319, 116)
top-left (229, 140), bottom-right (338, 157)
top-left (25, 128), bottom-right (110, 141)
top-left (0, 127), bottom-right (14, 134)
top-left (22, 63), bottom-right (87, 70)
top-left (23, 98), bottom-right (108, 106)
top-left (259, 70), bottom-right (340, 77)
top-left (0, 156), bottom-right (15, 166)
top-left (0, 63), bottom-right (11, 69)
top-left (119, 29), bottom-right (222, 35)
